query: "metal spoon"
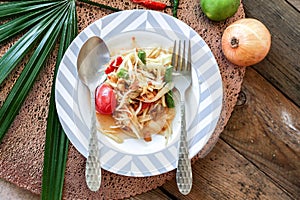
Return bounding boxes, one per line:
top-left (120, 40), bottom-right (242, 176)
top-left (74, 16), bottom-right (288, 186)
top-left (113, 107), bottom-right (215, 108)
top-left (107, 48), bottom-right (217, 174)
top-left (77, 36), bottom-right (110, 191)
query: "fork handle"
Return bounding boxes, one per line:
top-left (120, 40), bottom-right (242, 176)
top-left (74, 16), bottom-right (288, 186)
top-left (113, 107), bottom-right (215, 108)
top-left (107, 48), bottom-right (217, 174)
top-left (176, 101), bottom-right (193, 195)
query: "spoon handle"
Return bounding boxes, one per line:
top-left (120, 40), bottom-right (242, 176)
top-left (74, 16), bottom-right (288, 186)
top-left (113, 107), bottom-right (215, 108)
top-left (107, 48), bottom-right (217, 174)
top-left (85, 90), bottom-right (101, 191)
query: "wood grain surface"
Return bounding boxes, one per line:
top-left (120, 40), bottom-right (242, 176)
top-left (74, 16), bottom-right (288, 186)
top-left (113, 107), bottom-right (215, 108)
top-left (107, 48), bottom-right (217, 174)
top-left (286, 0), bottom-right (300, 9)
top-left (0, 0), bottom-right (299, 199)
top-left (221, 68), bottom-right (300, 199)
top-left (131, 67), bottom-right (300, 200)
top-left (243, 0), bottom-right (300, 107)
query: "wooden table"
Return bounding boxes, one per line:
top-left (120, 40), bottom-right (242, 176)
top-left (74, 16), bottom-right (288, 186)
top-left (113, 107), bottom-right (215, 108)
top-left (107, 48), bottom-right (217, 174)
top-left (1, 0), bottom-right (299, 199)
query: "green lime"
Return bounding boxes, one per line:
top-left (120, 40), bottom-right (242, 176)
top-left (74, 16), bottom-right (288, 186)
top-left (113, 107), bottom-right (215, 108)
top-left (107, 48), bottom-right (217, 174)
top-left (200, 0), bottom-right (240, 21)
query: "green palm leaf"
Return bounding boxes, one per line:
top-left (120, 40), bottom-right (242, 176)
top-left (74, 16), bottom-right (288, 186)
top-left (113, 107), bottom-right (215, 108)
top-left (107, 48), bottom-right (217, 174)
top-left (0, 1), bottom-right (69, 136)
top-left (42, 1), bottom-right (77, 199)
top-left (0, 1), bottom-right (61, 18)
top-left (0, 1), bottom-right (67, 43)
top-left (0, 1), bottom-right (69, 85)
top-left (0, 0), bottom-right (120, 199)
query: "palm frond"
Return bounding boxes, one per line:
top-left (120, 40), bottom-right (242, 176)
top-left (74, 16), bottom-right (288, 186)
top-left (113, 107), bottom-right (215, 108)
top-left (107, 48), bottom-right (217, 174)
top-left (0, 1), bottom-right (67, 43)
top-left (0, 1), bottom-right (120, 199)
top-left (42, 1), bottom-right (78, 199)
top-left (0, 1), bottom-right (68, 86)
top-left (0, 1), bottom-right (69, 138)
top-left (0, 0), bottom-right (62, 19)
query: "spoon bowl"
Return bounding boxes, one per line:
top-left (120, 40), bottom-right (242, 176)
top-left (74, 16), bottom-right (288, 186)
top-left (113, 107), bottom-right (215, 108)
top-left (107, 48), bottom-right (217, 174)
top-left (77, 36), bottom-right (110, 192)
top-left (77, 36), bottom-right (110, 88)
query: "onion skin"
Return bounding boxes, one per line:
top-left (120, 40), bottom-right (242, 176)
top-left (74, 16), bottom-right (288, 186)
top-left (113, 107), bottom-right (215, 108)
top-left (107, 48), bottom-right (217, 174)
top-left (221, 18), bottom-right (271, 67)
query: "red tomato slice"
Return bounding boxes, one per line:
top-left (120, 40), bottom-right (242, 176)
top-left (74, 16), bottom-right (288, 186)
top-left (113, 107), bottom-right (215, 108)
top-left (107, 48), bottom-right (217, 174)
top-left (95, 83), bottom-right (116, 115)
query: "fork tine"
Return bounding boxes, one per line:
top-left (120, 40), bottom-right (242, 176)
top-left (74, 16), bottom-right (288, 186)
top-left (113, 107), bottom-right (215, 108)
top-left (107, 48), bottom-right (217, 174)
top-left (187, 40), bottom-right (191, 72)
top-left (177, 40), bottom-right (181, 71)
top-left (172, 40), bottom-right (191, 72)
top-left (172, 40), bottom-right (177, 70)
top-left (181, 40), bottom-right (186, 72)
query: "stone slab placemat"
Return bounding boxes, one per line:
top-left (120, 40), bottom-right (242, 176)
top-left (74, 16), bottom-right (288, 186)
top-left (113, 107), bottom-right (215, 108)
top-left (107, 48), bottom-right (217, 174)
top-left (0, 0), bottom-right (245, 199)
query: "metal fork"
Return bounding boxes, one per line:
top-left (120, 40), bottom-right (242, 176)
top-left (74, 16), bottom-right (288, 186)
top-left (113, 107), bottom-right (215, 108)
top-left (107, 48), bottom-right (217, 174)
top-left (172, 40), bottom-right (193, 195)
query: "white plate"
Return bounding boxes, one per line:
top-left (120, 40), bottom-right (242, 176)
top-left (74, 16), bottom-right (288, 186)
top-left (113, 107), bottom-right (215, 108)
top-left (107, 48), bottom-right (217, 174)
top-left (55, 10), bottom-right (223, 177)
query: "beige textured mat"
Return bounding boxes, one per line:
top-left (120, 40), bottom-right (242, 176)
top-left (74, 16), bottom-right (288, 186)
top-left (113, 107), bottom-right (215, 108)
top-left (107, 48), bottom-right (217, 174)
top-left (0, 0), bottom-right (245, 199)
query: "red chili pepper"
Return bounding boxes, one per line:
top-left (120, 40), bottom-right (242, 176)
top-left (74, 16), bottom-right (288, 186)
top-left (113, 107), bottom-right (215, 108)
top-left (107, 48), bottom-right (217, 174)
top-left (105, 56), bottom-right (123, 74)
top-left (104, 66), bottom-right (114, 74)
top-left (141, 102), bottom-right (152, 110)
top-left (111, 56), bottom-right (123, 67)
top-left (132, 0), bottom-right (167, 10)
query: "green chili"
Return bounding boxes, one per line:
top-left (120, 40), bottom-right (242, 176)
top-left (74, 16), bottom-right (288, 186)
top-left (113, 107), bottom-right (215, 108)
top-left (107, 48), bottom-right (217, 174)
top-left (164, 65), bottom-right (175, 108)
top-left (165, 65), bottom-right (173, 82)
top-left (172, 0), bottom-right (179, 18)
top-left (138, 50), bottom-right (146, 64)
top-left (117, 68), bottom-right (129, 79)
top-left (166, 90), bottom-right (175, 108)
top-left (77, 0), bottom-right (122, 12)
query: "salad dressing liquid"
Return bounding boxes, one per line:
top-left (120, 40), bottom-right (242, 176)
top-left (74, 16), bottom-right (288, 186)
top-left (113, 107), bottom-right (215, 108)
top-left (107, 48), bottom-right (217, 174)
top-left (96, 112), bottom-right (116, 130)
top-left (96, 113), bottom-right (132, 142)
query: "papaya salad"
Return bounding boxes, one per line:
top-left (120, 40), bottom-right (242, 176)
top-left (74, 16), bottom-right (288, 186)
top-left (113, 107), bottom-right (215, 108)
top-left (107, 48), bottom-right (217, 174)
top-left (95, 46), bottom-right (176, 144)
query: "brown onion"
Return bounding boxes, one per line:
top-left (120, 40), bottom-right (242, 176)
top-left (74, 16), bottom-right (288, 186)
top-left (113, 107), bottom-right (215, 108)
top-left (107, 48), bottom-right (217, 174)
top-left (221, 18), bottom-right (271, 67)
